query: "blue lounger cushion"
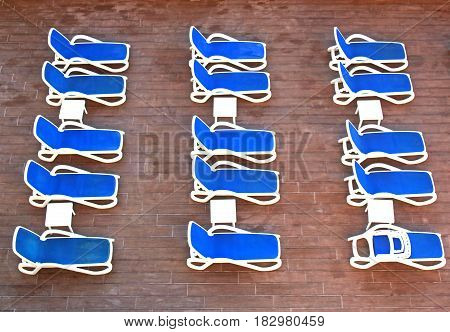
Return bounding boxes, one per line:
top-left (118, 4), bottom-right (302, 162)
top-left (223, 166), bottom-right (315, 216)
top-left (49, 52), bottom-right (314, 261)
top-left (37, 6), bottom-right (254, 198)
top-left (347, 120), bottom-right (425, 154)
top-left (49, 28), bottom-right (129, 62)
top-left (43, 62), bottom-right (126, 95)
top-left (194, 156), bottom-right (278, 194)
top-left (354, 162), bottom-right (434, 196)
top-left (193, 116), bottom-right (274, 153)
top-left (192, 60), bottom-right (269, 92)
top-left (25, 160), bottom-right (118, 198)
top-left (188, 222), bottom-right (279, 260)
top-left (14, 226), bottom-right (112, 265)
top-left (373, 233), bottom-right (443, 259)
top-left (34, 115), bottom-right (123, 152)
top-left (335, 27), bottom-right (406, 61)
top-left (340, 63), bottom-right (412, 94)
top-left (190, 26), bottom-right (265, 60)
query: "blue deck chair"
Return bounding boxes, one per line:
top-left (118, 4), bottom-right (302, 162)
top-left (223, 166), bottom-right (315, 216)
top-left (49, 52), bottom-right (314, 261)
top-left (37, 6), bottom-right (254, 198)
top-left (187, 221), bottom-right (281, 271)
top-left (42, 62), bottom-right (127, 107)
top-left (33, 115), bottom-right (124, 163)
top-left (48, 28), bottom-right (130, 73)
top-left (348, 224), bottom-right (445, 270)
top-left (328, 27), bottom-right (407, 72)
top-left (345, 161), bottom-right (436, 207)
top-left (191, 116), bottom-right (276, 163)
top-left (24, 160), bottom-right (119, 209)
top-left (331, 63), bottom-right (414, 105)
top-left (189, 59), bottom-right (271, 103)
top-left (189, 26), bottom-right (266, 71)
top-left (339, 120), bottom-right (427, 166)
top-left (191, 156), bottom-right (279, 205)
top-left (12, 226), bottom-right (114, 275)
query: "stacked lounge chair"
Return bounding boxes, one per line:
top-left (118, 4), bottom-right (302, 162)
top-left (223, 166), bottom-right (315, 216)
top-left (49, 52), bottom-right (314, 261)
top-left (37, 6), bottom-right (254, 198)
top-left (13, 28), bottom-right (130, 275)
top-left (187, 27), bottom-right (281, 271)
top-left (329, 27), bottom-right (445, 270)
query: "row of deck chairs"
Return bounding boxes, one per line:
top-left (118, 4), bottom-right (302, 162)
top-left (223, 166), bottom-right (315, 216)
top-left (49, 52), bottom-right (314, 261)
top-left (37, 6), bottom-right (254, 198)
top-left (329, 28), bottom-right (445, 270)
top-left (13, 29), bottom-right (131, 275)
top-left (186, 27), bottom-right (281, 271)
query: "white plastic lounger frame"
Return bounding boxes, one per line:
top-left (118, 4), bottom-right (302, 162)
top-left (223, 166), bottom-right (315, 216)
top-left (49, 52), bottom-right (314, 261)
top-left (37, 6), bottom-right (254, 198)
top-left (348, 224), bottom-right (446, 270)
top-left (345, 162), bottom-right (437, 207)
top-left (49, 28), bottom-right (130, 73)
top-left (13, 228), bottom-right (114, 275)
top-left (190, 61), bottom-right (271, 104)
top-left (338, 123), bottom-right (428, 166)
top-left (34, 119), bottom-right (124, 163)
top-left (42, 66), bottom-right (127, 107)
top-left (187, 224), bottom-right (282, 272)
top-left (331, 66), bottom-right (414, 105)
top-left (191, 120), bottom-right (277, 164)
top-left (24, 162), bottom-right (120, 209)
top-left (189, 27), bottom-right (267, 71)
top-left (328, 28), bottom-right (408, 72)
top-left (191, 160), bottom-right (280, 205)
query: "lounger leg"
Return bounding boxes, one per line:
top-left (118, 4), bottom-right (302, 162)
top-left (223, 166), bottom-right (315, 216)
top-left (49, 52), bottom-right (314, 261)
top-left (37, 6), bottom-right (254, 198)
top-left (46, 90), bottom-right (63, 107)
top-left (18, 262), bottom-right (42, 275)
top-left (186, 257), bottom-right (213, 270)
top-left (37, 149), bottom-right (58, 162)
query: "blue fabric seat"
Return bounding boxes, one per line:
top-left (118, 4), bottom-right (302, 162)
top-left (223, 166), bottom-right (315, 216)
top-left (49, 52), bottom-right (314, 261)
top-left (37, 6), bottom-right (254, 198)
top-left (34, 115), bottom-right (124, 163)
top-left (190, 26), bottom-right (265, 61)
top-left (13, 226), bottom-right (113, 275)
top-left (25, 160), bottom-right (119, 209)
top-left (187, 222), bottom-right (281, 271)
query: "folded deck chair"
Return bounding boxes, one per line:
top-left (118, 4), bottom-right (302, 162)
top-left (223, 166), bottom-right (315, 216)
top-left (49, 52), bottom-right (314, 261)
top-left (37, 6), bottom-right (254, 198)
top-left (191, 156), bottom-right (280, 205)
top-left (339, 120), bottom-right (427, 166)
top-left (13, 226), bottom-right (114, 275)
top-left (48, 28), bottom-right (130, 73)
top-left (189, 26), bottom-right (267, 71)
top-left (345, 161), bottom-right (436, 207)
top-left (34, 115), bottom-right (124, 163)
top-left (348, 224), bottom-right (445, 270)
top-left (24, 160), bottom-right (119, 209)
top-left (328, 27), bottom-right (408, 72)
top-left (42, 62), bottom-right (127, 107)
top-left (189, 59), bottom-right (271, 103)
top-left (332, 63), bottom-right (414, 105)
top-left (187, 221), bottom-right (281, 271)
top-left (191, 115), bottom-right (276, 163)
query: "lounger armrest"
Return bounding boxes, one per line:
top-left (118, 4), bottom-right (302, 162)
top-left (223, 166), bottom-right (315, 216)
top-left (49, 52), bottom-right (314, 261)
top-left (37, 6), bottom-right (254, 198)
top-left (65, 67), bottom-right (100, 76)
top-left (208, 225), bottom-right (251, 235)
top-left (364, 163), bottom-right (401, 172)
top-left (59, 121), bottom-right (94, 130)
top-left (208, 63), bottom-right (242, 73)
top-left (71, 34), bottom-right (102, 43)
top-left (348, 66), bottom-right (382, 75)
top-left (40, 229), bottom-right (80, 240)
top-left (206, 33), bottom-right (238, 42)
top-left (210, 160), bottom-right (251, 171)
top-left (359, 124), bottom-right (393, 133)
top-left (346, 33), bottom-right (376, 43)
top-left (210, 122), bottom-right (245, 130)
top-left (50, 165), bottom-right (90, 175)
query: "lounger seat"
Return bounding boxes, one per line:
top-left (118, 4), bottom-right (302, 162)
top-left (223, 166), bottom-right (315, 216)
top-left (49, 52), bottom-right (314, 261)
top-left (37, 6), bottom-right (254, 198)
top-left (345, 161), bottom-right (436, 207)
top-left (24, 160), bottom-right (119, 209)
top-left (42, 62), bottom-right (127, 107)
top-left (328, 27), bottom-right (407, 72)
top-left (189, 26), bottom-right (266, 71)
top-left (190, 60), bottom-right (271, 103)
top-left (348, 224), bottom-right (445, 270)
top-left (13, 226), bottom-right (114, 275)
top-left (49, 28), bottom-right (130, 72)
top-left (339, 120), bottom-right (427, 166)
top-left (191, 156), bottom-right (279, 205)
top-left (34, 115), bottom-right (124, 163)
top-left (191, 116), bottom-right (276, 163)
top-left (187, 221), bottom-right (281, 271)
top-left (332, 63), bottom-right (414, 105)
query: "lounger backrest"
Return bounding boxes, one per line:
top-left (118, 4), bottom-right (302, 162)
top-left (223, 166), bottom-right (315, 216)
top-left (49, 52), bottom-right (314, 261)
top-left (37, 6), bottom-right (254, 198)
top-left (353, 161), bottom-right (373, 194)
top-left (190, 26), bottom-right (211, 57)
top-left (13, 227), bottom-right (42, 263)
top-left (192, 60), bottom-right (214, 90)
top-left (193, 156), bottom-right (217, 190)
top-left (346, 120), bottom-right (364, 152)
top-left (334, 27), bottom-right (352, 58)
top-left (49, 28), bottom-right (76, 59)
top-left (193, 116), bottom-right (215, 149)
top-left (34, 116), bottom-right (61, 149)
top-left (43, 62), bottom-right (68, 93)
top-left (339, 63), bottom-right (358, 93)
top-left (25, 161), bottom-right (55, 195)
